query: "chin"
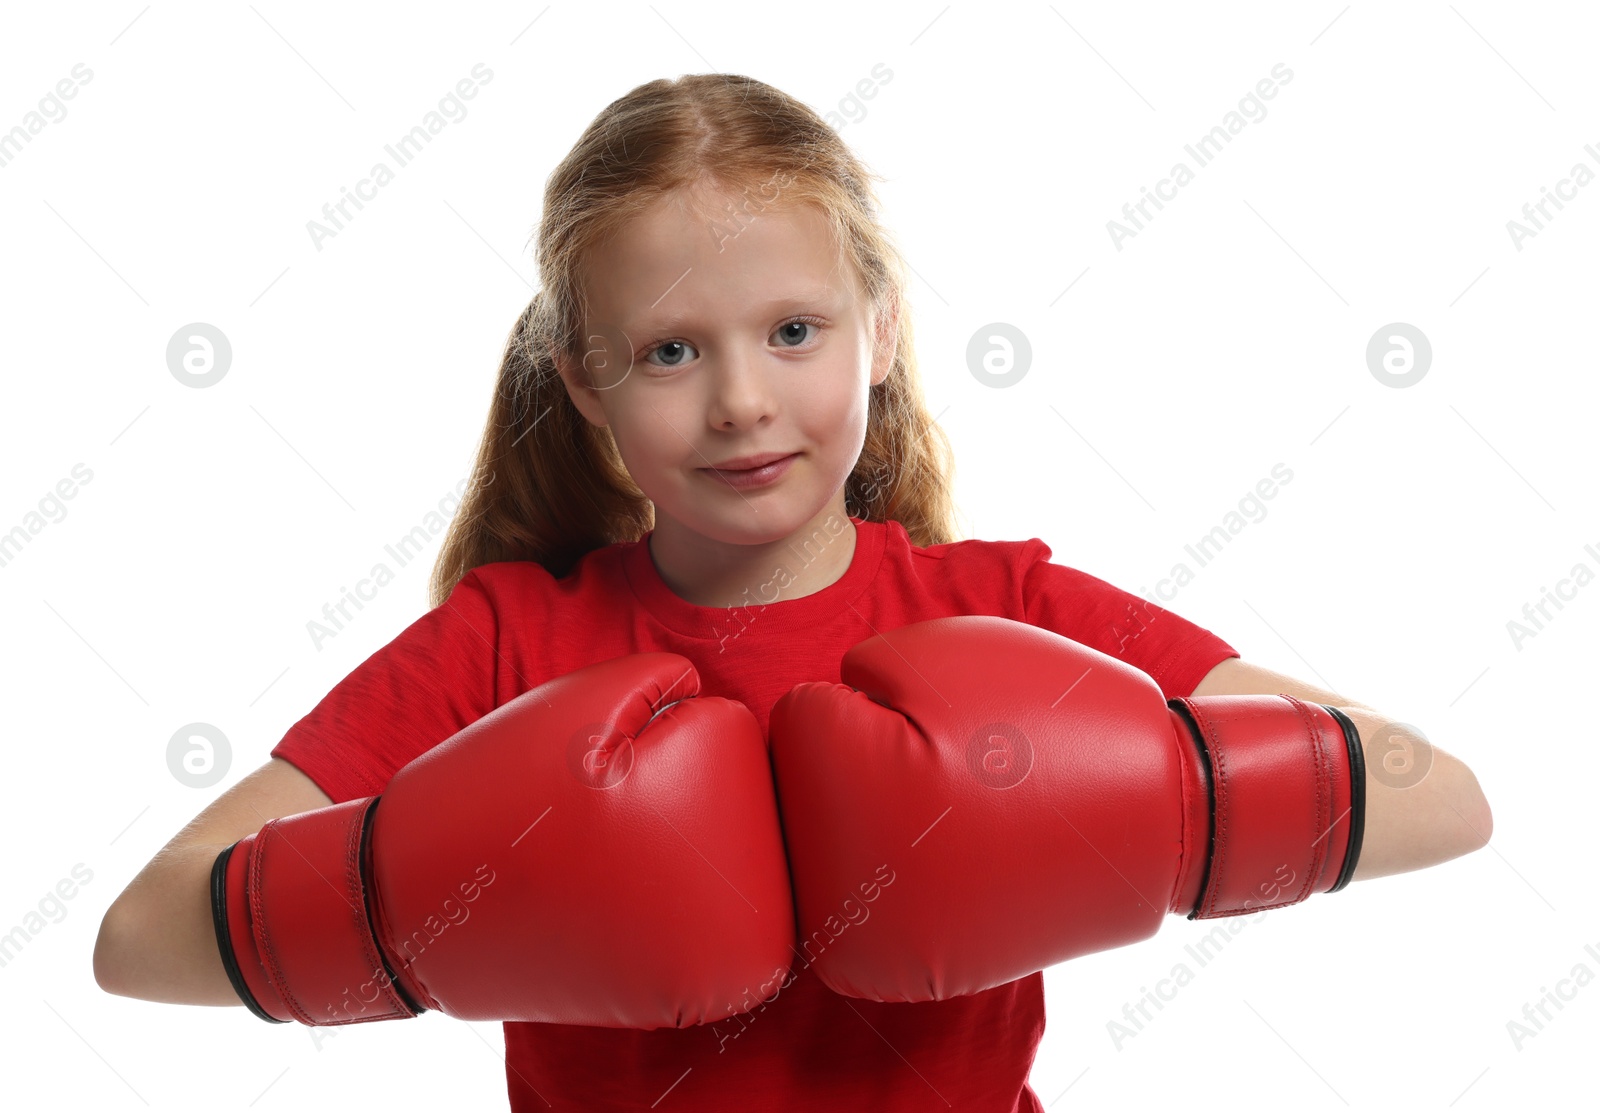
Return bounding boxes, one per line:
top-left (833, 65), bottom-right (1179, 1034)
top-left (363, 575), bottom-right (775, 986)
top-left (683, 501), bottom-right (823, 547)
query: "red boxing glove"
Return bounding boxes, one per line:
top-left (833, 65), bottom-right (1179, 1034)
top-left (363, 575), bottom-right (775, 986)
top-left (212, 653), bottom-right (795, 1028)
top-left (768, 616), bottom-right (1365, 1003)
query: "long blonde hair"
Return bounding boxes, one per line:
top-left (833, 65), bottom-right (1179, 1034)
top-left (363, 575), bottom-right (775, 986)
top-left (429, 73), bottom-right (960, 607)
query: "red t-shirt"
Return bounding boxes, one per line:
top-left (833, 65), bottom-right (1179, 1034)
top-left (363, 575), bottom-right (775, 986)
top-left (272, 515), bottom-right (1238, 1112)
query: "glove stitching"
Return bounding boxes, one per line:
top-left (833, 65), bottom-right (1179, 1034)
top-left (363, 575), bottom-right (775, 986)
top-left (1191, 702), bottom-right (1228, 918)
top-left (1279, 696), bottom-right (1326, 906)
top-left (253, 824), bottom-right (314, 1026)
top-left (1198, 699), bottom-right (1330, 917)
top-left (1170, 726), bottom-right (1195, 915)
top-left (343, 808), bottom-right (415, 1019)
top-left (1231, 697), bottom-right (1314, 913)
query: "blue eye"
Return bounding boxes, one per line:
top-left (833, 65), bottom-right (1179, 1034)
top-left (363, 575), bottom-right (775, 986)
top-left (645, 340), bottom-right (695, 368)
top-left (773, 320), bottom-right (820, 348)
top-left (640, 317), bottom-right (824, 368)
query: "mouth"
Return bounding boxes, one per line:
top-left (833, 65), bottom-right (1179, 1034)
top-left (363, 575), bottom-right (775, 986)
top-left (698, 452), bottom-right (800, 488)
top-left (701, 451), bottom-right (799, 472)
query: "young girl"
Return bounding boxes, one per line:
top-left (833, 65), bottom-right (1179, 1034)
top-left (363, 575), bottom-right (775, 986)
top-left (95, 73), bottom-right (1493, 1112)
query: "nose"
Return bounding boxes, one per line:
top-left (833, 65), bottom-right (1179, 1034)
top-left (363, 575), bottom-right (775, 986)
top-left (705, 344), bottom-right (778, 431)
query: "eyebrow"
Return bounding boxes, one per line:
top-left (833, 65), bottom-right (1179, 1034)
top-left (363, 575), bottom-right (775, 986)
top-left (624, 287), bottom-right (840, 331)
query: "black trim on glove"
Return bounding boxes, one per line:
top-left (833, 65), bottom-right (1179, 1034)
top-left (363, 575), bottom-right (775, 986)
top-left (1320, 704), bottom-right (1366, 892)
top-left (209, 844), bottom-right (286, 1024)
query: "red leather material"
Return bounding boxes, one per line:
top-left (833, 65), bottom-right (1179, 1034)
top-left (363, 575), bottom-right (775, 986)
top-left (1168, 694), bottom-right (1355, 918)
top-left (220, 652), bottom-right (796, 1028)
top-left (770, 616), bottom-right (1189, 1002)
top-left (769, 616), bottom-right (1362, 1003)
top-left (220, 831), bottom-right (291, 1022)
top-left (1167, 709), bottom-right (1212, 917)
top-left (241, 798), bottom-right (416, 1024)
top-left (371, 652), bottom-right (795, 1027)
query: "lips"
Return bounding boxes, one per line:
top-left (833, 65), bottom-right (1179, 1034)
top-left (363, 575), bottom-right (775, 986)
top-left (702, 451), bottom-right (797, 472)
top-left (698, 452), bottom-right (798, 490)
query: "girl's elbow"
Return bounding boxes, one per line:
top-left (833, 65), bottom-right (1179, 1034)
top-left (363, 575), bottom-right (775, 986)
top-left (1429, 753), bottom-right (1494, 864)
top-left (92, 904), bottom-right (128, 997)
top-left (92, 893), bottom-right (149, 1000)
top-left (1460, 763), bottom-right (1493, 849)
top-left (1352, 739), bottom-right (1493, 881)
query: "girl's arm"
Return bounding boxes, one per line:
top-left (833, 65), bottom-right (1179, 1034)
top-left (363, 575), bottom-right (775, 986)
top-left (92, 758), bottom-right (334, 1005)
top-left (1190, 657), bottom-right (1493, 882)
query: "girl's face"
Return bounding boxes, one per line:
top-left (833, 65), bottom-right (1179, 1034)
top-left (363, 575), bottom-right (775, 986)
top-left (557, 186), bottom-right (895, 548)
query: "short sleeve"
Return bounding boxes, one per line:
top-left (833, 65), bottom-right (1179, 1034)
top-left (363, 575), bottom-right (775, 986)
top-left (270, 569), bottom-right (501, 803)
top-left (1019, 538), bottom-right (1238, 700)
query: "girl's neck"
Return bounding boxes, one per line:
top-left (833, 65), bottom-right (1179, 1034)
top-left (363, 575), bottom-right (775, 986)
top-left (646, 508), bottom-right (859, 609)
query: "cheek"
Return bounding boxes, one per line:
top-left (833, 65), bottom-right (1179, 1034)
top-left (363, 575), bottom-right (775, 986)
top-left (611, 393), bottom-right (694, 462)
top-left (795, 389), bottom-right (870, 477)
top-left (810, 373), bottom-right (870, 434)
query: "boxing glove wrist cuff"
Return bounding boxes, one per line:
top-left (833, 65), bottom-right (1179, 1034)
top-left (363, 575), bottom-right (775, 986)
top-left (1167, 694), bottom-right (1365, 920)
top-left (1322, 703), bottom-right (1366, 892)
top-left (209, 796), bottom-right (426, 1025)
top-left (210, 840), bottom-right (287, 1023)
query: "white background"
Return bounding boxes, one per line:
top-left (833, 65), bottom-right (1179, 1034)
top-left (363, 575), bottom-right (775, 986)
top-left (1, 2), bottom-right (1590, 1109)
